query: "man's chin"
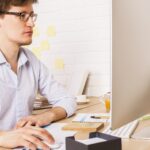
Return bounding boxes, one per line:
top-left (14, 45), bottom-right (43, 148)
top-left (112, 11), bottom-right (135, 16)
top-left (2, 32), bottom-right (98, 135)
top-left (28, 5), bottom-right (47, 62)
top-left (20, 40), bottom-right (32, 46)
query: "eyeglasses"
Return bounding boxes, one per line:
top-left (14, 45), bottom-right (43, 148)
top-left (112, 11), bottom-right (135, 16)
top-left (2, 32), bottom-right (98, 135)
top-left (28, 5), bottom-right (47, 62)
top-left (0, 11), bottom-right (37, 22)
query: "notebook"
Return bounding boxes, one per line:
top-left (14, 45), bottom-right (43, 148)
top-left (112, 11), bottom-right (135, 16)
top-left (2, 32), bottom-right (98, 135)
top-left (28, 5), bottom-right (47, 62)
top-left (62, 122), bottom-right (104, 132)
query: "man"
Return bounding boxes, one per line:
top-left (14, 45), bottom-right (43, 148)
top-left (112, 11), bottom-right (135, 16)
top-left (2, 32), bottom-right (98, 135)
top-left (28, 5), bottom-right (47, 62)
top-left (0, 0), bottom-right (76, 149)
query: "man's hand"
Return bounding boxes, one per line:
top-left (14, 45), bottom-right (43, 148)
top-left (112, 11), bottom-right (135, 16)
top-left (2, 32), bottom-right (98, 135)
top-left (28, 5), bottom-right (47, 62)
top-left (15, 107), bottom-right (67, 129)
top-left (0, 126), bottom-right (54, 150)
top-left (15, 113), bottom-right (53, 129)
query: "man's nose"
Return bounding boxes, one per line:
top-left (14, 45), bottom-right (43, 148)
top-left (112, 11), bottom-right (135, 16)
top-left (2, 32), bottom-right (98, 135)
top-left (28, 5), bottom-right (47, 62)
top-left (26, 17), bottom-right (35, 27)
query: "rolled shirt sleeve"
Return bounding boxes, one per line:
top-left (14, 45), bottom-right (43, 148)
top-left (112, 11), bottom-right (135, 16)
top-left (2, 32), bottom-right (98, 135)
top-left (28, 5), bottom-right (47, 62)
top-left (38, 62), bottom-right (77, 117)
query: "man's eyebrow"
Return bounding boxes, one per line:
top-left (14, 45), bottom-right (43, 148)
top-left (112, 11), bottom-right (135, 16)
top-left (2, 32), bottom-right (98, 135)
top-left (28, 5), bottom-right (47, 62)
top-left (19, 11), bottom-right (34, 14)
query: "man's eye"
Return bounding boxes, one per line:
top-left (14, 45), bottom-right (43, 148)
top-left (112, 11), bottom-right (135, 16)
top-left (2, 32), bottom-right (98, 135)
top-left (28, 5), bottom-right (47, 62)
top-left (20, 13), bottom-right (26, 18)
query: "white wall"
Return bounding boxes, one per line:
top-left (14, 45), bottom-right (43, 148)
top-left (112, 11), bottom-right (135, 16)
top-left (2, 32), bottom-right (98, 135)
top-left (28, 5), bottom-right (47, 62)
top-left (28, 0), bottom-right (111, 96)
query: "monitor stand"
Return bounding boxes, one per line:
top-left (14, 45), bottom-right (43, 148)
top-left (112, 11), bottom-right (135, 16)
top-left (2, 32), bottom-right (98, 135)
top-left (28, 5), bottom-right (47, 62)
top-left (131, 127), bottom-right (150, 139)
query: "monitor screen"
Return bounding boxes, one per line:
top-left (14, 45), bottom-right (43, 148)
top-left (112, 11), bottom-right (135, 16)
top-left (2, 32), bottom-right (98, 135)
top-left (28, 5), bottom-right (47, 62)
top-left (111, 0), bottom-right (150, 130)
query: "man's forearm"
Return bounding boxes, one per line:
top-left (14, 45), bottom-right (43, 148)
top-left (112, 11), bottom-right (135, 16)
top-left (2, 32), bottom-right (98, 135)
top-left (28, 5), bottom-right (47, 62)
top-left (39, 106), bottom-right (67, 123)
top-left (36, 107), bottom-right (67, 124)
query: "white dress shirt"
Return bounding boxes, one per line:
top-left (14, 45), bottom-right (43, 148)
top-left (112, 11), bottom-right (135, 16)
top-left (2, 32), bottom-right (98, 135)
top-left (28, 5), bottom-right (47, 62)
top-left (0, 47), bottom-right (76, 130)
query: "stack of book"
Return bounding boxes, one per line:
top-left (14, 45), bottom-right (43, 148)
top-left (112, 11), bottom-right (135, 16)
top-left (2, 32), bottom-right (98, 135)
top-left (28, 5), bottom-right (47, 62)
top-left (33, 96), bottom-right (52, 110)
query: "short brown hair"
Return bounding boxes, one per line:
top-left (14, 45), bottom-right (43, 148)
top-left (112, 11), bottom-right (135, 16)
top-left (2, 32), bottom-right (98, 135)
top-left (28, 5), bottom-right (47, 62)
top-left (0, 0), bottom-right (38, 11)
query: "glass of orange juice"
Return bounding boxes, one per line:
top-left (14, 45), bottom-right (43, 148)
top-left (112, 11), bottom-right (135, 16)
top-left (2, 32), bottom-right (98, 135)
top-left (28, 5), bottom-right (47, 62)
top-left (104, 93), bottom-right (111, 113)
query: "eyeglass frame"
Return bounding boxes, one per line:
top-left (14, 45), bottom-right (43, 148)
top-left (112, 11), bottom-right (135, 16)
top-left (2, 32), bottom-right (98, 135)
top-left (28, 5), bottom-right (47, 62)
top-left (0, 11), bottom-right (37, 22)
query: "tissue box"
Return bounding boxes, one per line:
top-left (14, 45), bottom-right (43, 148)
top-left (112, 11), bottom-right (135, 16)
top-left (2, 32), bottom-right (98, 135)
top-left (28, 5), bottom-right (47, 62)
top-left (66, 132), bottom-right (121, 150)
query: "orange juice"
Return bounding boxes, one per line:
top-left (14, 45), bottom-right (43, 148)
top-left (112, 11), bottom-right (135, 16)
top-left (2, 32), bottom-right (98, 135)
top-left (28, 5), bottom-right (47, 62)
top-left (105, 98), bottom-right (110, 113)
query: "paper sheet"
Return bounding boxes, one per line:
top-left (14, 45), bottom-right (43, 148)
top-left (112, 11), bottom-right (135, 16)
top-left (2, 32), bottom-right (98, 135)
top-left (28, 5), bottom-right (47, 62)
top-left (77, 137), bottom-right (106, 145)
top-left (72, 113), bottom-right (110, 123)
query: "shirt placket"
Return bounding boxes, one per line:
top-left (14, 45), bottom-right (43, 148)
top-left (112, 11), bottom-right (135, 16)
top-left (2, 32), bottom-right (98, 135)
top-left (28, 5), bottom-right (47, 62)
top-left (14, 65), bottom-right (26, 122)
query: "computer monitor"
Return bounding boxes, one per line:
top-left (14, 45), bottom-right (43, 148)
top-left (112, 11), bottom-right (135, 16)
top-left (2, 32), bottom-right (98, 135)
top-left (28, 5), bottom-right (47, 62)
top-left (111, 0), bottom-right (150, 131)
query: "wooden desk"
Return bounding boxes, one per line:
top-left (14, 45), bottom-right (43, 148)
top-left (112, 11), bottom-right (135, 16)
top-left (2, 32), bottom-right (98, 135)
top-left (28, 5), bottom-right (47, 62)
top-left (59, 97), bottom-right (150, 150)
top-left (1, 97), bottom-right (150, 150)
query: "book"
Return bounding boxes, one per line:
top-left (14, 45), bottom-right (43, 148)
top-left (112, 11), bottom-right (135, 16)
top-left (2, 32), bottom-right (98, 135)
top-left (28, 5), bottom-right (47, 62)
top-left (33, 96), bottom-right (52, 110)
top-left (62, 122), bottom-right (104, 132)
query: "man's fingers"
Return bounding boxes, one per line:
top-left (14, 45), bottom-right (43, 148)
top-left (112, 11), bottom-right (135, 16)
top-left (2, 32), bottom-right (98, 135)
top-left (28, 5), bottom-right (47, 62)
top-left (24, 126), bottom-right (55, 144)
top-left (35, 123), bottom-right (40, 127)
top-left (22, 134), bottom-right (50, 150)
top-left (25, 121), bottom-right (36, 127)
top-left (16, 117), bottom-right (37, 128)
top-left (19, 139), bottom-right (36, 150)
top-left (15, 119), bottom-right (28, 128)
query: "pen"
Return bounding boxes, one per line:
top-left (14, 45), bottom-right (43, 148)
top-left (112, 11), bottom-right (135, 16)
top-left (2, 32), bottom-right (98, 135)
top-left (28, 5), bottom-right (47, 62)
top-left (90, 116), bottom-right (109, 119)
top-left (91, 116), bottom-right (101, 119)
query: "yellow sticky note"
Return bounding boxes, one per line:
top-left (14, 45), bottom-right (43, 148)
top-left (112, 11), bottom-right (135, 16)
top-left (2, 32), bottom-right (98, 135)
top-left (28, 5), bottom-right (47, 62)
top-left (54, 58), bottom-right (64, 70)
top-left (46, 25), bottom-right (56, 37)
top-left (33, 27), bottom-right (40, 37)
top-left (32, 47), bottom-right (41, 58)
top-left (40, 40), bottom-right (50, 51)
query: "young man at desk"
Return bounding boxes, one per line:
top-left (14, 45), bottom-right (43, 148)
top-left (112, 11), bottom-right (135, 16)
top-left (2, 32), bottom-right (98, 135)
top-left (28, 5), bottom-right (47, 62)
top-left (0, 0), bottom-right (76, 149)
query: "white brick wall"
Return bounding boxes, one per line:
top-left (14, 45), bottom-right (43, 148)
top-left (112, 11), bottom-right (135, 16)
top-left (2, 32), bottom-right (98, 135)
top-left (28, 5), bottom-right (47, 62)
top-left (29, 0), bottom-right (112, 96)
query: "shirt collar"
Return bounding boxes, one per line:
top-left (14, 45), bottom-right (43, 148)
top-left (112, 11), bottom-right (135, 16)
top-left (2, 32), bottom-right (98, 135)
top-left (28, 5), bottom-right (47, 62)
top-left (0, 48), bottom-right (29, 66)
top-left (0, 50), bottom-right (7, 64)
top-left (18, 47), bottom-right (29, 67)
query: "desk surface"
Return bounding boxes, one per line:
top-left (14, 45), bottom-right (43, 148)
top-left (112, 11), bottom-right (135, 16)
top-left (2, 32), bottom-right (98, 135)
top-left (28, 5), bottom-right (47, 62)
top-left (1, 97), bottom-right (150, 150)
top-left (59, 97), bottom-right (150, 150)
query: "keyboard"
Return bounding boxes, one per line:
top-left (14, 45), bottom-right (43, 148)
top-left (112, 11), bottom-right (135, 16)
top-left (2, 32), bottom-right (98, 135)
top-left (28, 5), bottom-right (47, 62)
top-left (103, 120), bottom-right (139, 139)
